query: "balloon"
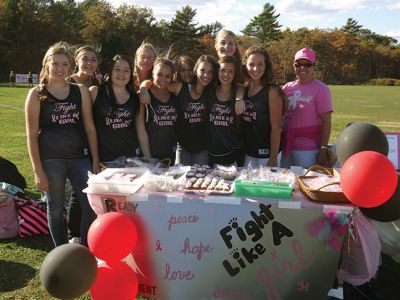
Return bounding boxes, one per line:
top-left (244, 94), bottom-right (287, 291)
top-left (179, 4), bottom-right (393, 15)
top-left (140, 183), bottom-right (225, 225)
top-left (40, 244), bottom-right (97, 299)
top-left (90, 261), bottom-right (138, 300)
top-left (88, 212), bottom-right (138, 263)
top-left (336, 122), bottom-right (388, 165)
top-left (361, 174), bottom-right (400, 222)
top-left (340, 151), bottom-right (398, 208)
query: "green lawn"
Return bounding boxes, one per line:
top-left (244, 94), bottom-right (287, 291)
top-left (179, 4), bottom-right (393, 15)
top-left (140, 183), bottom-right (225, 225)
top-left (1, 83), bottom-right (400, 299)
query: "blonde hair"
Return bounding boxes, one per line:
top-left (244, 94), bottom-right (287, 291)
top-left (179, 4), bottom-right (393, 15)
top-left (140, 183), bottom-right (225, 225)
top-left (215, 29), bottom-right (242, 80)
top-left (38, 41), bottom-right (73, 101)
top-left (134, 41), bottom-right (157, 75)
top-left (39, 41), bottom-right (74, 85)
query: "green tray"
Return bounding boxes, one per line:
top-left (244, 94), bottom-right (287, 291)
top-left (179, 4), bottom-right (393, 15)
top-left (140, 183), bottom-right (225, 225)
top-left (234, 179), bottom-right (293, 200)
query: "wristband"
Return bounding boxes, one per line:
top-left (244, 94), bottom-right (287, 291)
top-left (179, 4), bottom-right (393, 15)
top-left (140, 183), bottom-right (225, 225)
top-left (235, 98), bottom-right (243, 101)
top-left (320, 146), bottom-right (328, 150)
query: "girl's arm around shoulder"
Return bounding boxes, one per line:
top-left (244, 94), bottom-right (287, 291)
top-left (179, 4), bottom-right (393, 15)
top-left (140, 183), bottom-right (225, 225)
top-left (168, 81), bottom-right (182, 95)
top-left (235, 84), bottom-right (246, 115)
top-left (136, 103), bottom-right (151, 157)
top-left (79, 84), bottom-right (100, 173)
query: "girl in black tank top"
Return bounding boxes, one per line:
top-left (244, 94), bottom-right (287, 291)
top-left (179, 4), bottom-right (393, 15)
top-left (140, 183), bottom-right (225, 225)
top-left (137, 58), bottom-right (177, 164)
top-left (25, 42), bottom-right (99, 247)
top-left (66, 45), bottom-right (100, 243)
top-left (139, 55), bottom-right (218, 166)
top-left (90, 55), bottom-right (140, 162)
top-left (236, 47), bottom-right (284, 167)
top-left (208, 56), bottom-right (243, 166)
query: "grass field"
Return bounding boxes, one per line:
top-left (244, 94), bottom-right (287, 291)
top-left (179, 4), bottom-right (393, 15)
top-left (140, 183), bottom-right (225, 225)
top-left (0, 83), bottom-right (400, 299)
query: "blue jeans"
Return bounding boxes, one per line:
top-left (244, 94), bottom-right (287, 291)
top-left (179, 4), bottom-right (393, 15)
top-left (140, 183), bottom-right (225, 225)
top-left (280, 149), bottom-right (318, 168)
top-left (175, 144), bottom-right (208, 166)
top-left (43, 158), bottom-right (95, 247)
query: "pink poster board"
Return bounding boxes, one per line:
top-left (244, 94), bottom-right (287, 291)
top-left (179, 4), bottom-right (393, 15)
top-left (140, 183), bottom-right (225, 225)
top-left (88, 191), bottom-right (352, 300)
top-left (386, 132), bottom-right (400, 170)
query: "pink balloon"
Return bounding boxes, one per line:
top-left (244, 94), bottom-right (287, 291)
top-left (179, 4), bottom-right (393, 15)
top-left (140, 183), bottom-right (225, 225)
top-left (88, 212), bottom-right (138, 263)
top-left (90, 261), bottom-right (138, 300)
top-left (340, 151), bottom-right (398, 208)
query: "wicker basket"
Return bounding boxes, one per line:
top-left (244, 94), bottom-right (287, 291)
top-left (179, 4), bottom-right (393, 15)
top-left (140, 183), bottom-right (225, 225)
top-left (297, 165), bottom-right (350, 204)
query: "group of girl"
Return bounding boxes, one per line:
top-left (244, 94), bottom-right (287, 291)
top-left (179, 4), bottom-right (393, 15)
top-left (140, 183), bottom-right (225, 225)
top-left (26, 29), bottom-right (332, 247)
top-left (138, 29), bottom-right (285, 168)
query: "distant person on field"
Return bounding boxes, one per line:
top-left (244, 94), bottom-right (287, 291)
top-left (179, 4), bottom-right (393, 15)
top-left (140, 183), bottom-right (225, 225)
top-left (280, 48), bottom-right (333, 168)
top-left (27, 71), bottom-right (33, 87)
top-left (25, 41), bottom-right (100, 248)
top-left (9, 70), bottom-right (16, 88)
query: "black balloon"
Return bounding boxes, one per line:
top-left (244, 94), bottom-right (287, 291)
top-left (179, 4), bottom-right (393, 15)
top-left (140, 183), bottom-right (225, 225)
top-left (40, 244), bottom-right (98, 299)
top-left (336, 122), bottom-right (389, 165)
top-left (361, 174), bottom-right (400, 222)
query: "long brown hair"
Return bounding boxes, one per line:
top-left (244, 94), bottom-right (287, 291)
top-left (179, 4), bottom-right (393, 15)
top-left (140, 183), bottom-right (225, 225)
top-left (242, 46), bottom-right (275, 87)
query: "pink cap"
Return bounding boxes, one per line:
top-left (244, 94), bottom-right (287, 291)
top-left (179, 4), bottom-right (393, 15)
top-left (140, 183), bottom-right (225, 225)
top-left (294, 48), bottom-right (317, 63)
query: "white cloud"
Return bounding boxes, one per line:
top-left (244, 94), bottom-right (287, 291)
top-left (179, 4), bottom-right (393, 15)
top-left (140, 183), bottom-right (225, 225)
top-left (104, 0), bottom-right (398, 41)
top-left (276, 0), bottom-right (369, 16)
top-left (385, 30), bottom-right (400, 41)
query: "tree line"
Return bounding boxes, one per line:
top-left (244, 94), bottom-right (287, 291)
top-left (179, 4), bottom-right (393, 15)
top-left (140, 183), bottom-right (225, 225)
top-left (1, 1), bottom-right (399, 84)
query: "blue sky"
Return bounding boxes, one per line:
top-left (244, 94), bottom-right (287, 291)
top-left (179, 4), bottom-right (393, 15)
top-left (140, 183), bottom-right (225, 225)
top-left (108, 0), bottom-right (400, 42)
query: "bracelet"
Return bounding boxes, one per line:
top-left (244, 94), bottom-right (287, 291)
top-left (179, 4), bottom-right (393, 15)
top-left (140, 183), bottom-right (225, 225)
top-left (235, 98), bottom-right (243, 101)
top-left (320, 146), bottom-right (328, 150)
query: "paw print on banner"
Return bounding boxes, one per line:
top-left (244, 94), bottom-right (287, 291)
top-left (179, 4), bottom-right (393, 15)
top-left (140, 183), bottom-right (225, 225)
top-left (229, 217), bottom-right (238, 229)
top-left (230, 248), bottom-right (240, 260)
top-left (297, 279), bottom-right (310, 292)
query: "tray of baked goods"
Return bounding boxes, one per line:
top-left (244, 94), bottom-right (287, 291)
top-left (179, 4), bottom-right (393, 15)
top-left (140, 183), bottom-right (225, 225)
top-left (184, 176), bottom-right (233, 194)
top-left (183, 164), bottom-right (236, 195)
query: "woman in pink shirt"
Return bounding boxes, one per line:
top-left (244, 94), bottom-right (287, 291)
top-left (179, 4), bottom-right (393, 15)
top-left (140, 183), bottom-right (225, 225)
top-left (280, 48), bottom-right (332, 168)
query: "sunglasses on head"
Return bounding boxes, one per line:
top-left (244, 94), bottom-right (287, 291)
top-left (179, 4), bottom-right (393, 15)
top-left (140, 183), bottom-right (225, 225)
top-left (294, 62), bottom-right (313, 68)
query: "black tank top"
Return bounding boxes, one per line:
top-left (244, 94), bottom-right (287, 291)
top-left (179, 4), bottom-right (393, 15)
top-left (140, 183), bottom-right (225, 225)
top-left (39, 83), bottom-right (89, 160)
top-left (176, 83), bottom-right (209, 153)
top-left (208, 96), bottom-right (242, 155)
top-left (93, 85), bottom-right (140, 162)
top-left (241, 87), bottom-right (271, 158)
top-left (146, 90), bottom-right (178, 160)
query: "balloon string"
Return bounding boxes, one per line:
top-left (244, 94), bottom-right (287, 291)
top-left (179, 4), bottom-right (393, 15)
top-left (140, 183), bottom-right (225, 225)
top-left (392, 221), bottom-right (400, 232)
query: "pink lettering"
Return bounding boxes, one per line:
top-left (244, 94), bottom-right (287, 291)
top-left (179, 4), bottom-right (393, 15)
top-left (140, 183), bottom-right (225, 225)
top-left (167, 214), bottom-right (199, 231)
top-left (257, 239), bottom-right (314, 300)
top-left (179, 238), bottom-right (213, 260)
top-left (163, 263), bottom-right (195, 281)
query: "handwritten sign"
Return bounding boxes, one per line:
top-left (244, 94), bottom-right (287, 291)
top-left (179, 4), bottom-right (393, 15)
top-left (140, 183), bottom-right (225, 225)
top-left (88, 192), bottom-right (347, 300)
top-left (386, 132), bottom-right (400, 170)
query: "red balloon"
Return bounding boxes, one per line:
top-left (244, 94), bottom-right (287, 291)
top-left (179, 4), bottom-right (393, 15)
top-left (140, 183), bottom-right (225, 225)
top-left (88, 212), bottom-right (138, 263)
top-left (340, 151), bottom-right (398, 208)
top-left (90, 261), bottom-right (138, 300)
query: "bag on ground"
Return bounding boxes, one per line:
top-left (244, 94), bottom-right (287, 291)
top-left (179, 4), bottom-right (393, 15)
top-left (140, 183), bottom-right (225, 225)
top-left (14, 196), bottom-right (49, 237)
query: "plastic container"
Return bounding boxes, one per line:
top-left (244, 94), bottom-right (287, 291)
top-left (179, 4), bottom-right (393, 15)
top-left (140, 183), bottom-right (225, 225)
top-left (234, 179), bottom-right (293, 200)
top-left (87, 167), bottom-right (147, 194)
